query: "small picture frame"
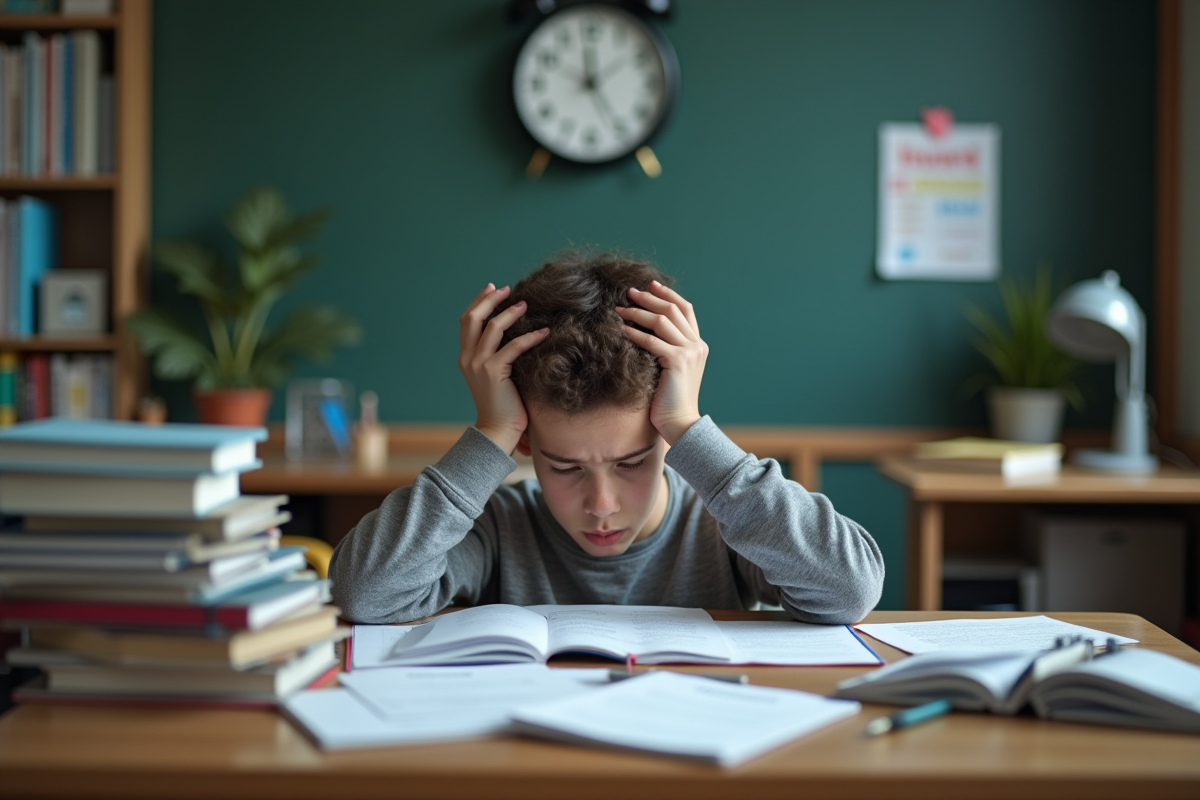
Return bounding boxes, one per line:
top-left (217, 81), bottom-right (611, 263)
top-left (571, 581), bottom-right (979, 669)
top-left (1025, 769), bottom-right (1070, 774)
top-left (40, 270), bottom-right (109, 336)
top-left (285, 378), bottom-right (354, 461)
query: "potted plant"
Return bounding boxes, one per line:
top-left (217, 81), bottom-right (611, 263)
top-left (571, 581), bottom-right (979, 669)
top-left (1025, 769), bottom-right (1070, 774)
top-left (126, 187), bottom-right (363, 426)
top-left (963, 267), bottom-right (1083, 443)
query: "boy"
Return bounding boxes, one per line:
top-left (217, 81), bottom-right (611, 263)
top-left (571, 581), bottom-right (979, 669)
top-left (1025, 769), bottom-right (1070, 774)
top-left (329, 252), bottom-right (884, 624)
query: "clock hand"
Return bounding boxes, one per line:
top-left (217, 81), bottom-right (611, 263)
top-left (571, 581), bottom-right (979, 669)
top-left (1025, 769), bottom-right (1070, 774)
top-left (590, 87), bottom-right (618, 130)
top-left (598, 57), bottom-right (628, 84)
top-left (583, 45), bottom-right (598, 90)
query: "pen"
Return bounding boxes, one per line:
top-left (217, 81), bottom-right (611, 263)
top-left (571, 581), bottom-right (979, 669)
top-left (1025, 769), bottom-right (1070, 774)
top-left (865, 698), bottom-right (953, 736)
top-left (606, 669), bottom-right (749, 685)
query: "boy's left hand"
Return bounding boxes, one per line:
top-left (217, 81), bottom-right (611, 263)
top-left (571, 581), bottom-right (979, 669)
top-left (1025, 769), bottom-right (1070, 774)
top-left (616, 280), bottom-right (707, 445)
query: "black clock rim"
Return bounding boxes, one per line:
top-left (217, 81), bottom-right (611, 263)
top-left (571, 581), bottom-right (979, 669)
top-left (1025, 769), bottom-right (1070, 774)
top-left (511, 2), bottom-right (680, 165)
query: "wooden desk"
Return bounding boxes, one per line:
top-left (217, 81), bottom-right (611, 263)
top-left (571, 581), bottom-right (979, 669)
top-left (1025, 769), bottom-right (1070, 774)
top-left (876, 456), bottom-right (1200, 611)
top-left (1, 611), bottom-right (1198, 800)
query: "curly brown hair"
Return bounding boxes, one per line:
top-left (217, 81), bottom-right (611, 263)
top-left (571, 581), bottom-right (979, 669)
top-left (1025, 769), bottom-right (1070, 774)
top-left (497, 251), bottom-right (672, 415)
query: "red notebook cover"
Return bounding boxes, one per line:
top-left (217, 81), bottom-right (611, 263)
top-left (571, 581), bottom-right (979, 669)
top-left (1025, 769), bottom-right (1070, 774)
top-left (0, 597), bottom-right (255, 630)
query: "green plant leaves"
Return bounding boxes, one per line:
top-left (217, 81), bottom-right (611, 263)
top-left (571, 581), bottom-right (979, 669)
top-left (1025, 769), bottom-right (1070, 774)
top-left (124, 309), bottom-right (219, 388)
top-left (963, 265), bottom-right (1083, 409)
top-left (125, 187), bottom-right (360, 391)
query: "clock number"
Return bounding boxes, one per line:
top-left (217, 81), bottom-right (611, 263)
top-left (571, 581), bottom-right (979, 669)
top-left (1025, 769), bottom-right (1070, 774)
top-left (539, 50), bottom-right (558, 70)
top-left (539, 102), bottom-right (555, 120)
top-left (582, 127), bottom-right (599, 148)
top-left (644, 75), bottom-right (660, 93)
top-left (531, 75), bottom-right (546, 93)
top-left (582, 19), bottom-right (602, 43)
top-left (556, 27), bottom-right (571, 47)
top-left (633, 48), bottom-right (648, 66)
top-left (634, 104), bottom-right (650, 120)
top-left (612, 119), bottom-right (628, 139)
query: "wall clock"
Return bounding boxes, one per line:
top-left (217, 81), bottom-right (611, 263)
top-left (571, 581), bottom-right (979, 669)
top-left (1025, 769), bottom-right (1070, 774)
top-left (511, 1), bottom-right (679, 175)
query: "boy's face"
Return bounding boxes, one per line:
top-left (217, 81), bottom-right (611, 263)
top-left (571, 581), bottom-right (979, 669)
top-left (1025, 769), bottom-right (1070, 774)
top-left (517, 403), bottom-right (669, 557)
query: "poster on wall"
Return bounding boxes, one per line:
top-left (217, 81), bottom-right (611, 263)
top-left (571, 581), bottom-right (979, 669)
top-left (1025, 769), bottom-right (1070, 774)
top-left (876, 122), bottom-right (1000, 281)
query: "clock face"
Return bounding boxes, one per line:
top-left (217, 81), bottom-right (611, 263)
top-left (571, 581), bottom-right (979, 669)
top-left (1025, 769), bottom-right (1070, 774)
top-left (512, 4), bottom-right (678, 164)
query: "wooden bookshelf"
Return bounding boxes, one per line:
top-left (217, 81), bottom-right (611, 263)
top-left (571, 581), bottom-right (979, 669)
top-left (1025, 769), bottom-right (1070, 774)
top-left (0, 0), bottom-right (151, 420)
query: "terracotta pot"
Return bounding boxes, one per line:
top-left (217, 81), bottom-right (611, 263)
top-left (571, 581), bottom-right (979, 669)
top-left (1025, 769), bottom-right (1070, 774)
top-left (193, 389), bottom-right (272, 427)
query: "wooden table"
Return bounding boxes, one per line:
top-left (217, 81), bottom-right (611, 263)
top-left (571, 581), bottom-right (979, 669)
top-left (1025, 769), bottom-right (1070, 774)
top-left (1, 611), bottom-right (1198, 800)
top-left (875, 456), bottom-right (1200, 611)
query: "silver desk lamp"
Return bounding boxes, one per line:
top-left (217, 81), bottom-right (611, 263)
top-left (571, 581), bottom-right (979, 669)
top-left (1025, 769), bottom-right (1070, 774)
top-left (1045, 271), bottom-right (1157, 473)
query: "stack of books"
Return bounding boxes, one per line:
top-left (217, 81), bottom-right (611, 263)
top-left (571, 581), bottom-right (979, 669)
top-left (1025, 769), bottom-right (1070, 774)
top-left (0, 418), bottom-right (342, 707)
top-left (912, 437), bottom-right (1064, 478)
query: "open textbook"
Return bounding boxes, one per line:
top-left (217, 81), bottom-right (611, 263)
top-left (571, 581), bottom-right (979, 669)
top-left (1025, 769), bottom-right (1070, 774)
top-left (836, 642), bottom-right (1200, 734)
top-left (351, 607), bottom-right (883, 668)
top-left (377, 604), bottom-right (733, 665)
top-left (854, 615), bottom-right (1139, 654)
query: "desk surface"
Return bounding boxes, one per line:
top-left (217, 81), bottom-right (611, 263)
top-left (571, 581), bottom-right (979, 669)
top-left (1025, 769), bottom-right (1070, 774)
top-left (2, 611), bottom-right (1198, 800)
top-left (876, 456), bottom-right (1200, 503)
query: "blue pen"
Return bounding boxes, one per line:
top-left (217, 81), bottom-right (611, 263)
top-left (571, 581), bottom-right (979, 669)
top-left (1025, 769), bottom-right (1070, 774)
top-left (865, 698), bottom-right (953, 736)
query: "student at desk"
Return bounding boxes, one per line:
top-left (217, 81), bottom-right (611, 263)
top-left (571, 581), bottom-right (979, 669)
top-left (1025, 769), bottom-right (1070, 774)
top-left (330, 252), bottom-right (884, 624)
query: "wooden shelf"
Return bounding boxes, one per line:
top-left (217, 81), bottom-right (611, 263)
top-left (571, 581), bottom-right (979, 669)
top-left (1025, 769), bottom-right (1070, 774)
top-left (0, 175), bottom-right (116, 191)
top-left (0, 336), bottom-right (118, 352)
top-left (0, 15), bottom-right (117, 30)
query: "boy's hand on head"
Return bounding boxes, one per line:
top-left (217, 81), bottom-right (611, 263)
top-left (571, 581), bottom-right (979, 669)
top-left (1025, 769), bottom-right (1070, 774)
top-left (459, 283), bottom-right (549, 455)
top-left (616, 281), bottom-right (707, 445)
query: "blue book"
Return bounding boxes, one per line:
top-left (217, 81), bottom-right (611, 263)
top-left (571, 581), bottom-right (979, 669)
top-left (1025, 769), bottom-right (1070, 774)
top-left (0, 418), bottom-right (267, 475)
top-left (17, 195), bottom-right (56, 336)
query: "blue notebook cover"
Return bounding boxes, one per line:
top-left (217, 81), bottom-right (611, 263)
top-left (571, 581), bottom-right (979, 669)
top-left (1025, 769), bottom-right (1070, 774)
top-left (0, 418), bottom-right (268, 449)
top-left (17, 195), bottom-right (56, 336)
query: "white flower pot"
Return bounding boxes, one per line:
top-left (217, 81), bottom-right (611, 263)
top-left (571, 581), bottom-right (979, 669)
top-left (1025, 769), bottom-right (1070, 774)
top-left (987, 387), bottom-right (1066, 443)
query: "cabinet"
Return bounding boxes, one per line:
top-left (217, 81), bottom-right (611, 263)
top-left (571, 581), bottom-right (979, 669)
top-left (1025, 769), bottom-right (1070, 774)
top-left (0, 0), bottom-right (149, 420)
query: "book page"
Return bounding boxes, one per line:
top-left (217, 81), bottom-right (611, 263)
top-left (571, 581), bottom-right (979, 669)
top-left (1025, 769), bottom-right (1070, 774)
top-left (350, 625), bottom-right (413, 670)
top-left (856, 616), bottom-right (1139, 654)
top-left (387, 604), bottom-right (549, 662)
top-left (511, 671), bottom-right (860, 767)
top-left (283, 688), bottom-right (506, 751)
top-left (715, 621), bottom-right (882, 665)
top-left (339, 663), bottom-right (607, 720)
top-left (528, 605), bottom-right (731, 663)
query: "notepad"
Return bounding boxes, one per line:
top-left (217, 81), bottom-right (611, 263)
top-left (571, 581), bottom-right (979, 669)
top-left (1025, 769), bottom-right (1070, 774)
top-left (511, 671), bottom-right (861, 767)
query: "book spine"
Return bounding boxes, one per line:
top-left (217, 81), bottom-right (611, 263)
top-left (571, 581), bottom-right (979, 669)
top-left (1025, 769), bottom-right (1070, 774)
top-left (6, 47), bottom-right (22, 177)
top-left (0, 349), bottom-right (16, 427)
top-left (0, 598), bottom-right (217, 629)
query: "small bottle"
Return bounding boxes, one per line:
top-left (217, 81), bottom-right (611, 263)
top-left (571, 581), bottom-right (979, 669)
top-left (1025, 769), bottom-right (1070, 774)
top-left (353, 390), bottom-right (388, 470)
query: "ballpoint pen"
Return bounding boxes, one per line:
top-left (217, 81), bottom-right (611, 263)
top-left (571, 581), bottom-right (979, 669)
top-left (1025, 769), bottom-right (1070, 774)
top-left (607, 669), bottom-right (749, 685)
top-left (865, 698), bottom-right (953, 736)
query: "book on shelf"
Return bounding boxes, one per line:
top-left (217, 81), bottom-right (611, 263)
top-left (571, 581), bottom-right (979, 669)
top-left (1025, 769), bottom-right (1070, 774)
top-left (0, 528), bottom-right (279, 564)
top-left (0, 417), bottom-right (268, 474)
top-left (0, 577), bottom-right (330, 631)
top-left (14, 605), bottom-right (345, 670)
top-left (380, 604), bottom-right (734, 666)
top-left (0, 469), bottom-right (243, 516)
top-left (0, 546), bottom-right (271, 585)
top-left (14, 638), bottom-right (341, 706)
top-left (0, 546), bottom-right (308, 604)
top-left (835, 641), bottom-right (1200, 734)
top-left (911, 437), bottom-right (1063, 477)
top-left (23, 494), bottom-right (292, 541)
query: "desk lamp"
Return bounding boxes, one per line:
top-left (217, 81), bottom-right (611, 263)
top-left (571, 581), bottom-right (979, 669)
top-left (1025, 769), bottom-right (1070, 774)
top-left (1045, 271), bottom-right (1157, 473)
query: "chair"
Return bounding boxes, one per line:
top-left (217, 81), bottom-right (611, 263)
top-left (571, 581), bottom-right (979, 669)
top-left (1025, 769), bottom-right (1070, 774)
top-left (279, 535), bottom-right (334, 579)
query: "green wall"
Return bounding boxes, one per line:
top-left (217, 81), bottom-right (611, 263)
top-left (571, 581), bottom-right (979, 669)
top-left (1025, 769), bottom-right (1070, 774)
top-left (151, 0), bottom-right (1156, 610)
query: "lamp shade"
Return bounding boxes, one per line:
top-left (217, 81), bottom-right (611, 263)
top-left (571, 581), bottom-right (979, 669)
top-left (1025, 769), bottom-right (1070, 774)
top-left (1045, 271), bottom-right (1143, 362)
top-left (1044, 270), bottom-right (1155, 473)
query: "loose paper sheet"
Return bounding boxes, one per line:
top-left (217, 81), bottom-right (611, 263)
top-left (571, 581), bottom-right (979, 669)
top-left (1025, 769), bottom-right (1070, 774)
top-left (877, 123), bottom-right (1000, 281)
top-left (338, 663), bottom-right (606, 720)
top-left (855, 616), bottom-right (1139, 654)
top-left (511, 671), bottom-right (860, 767)
top-left (714, 621), bottom-right (882, 665)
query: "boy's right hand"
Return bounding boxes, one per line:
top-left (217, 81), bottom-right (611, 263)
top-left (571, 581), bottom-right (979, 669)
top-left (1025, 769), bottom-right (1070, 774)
top-left (458, 283), bottom-right (549, 455)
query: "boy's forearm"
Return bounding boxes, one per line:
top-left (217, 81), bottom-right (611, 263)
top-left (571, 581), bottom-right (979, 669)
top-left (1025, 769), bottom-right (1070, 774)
top-left (665, 417), bottom-right (886, 623)
top-left (329, 427), bottom-right (515, 623)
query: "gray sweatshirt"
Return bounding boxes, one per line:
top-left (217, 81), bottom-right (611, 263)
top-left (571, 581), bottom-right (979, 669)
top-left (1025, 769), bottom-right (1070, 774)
top-left (329, 416), bottom-right (885, 625)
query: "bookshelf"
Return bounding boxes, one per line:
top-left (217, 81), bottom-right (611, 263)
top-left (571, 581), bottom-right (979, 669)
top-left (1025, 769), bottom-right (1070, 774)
top-left (0, 0), bottom-right (150, 421)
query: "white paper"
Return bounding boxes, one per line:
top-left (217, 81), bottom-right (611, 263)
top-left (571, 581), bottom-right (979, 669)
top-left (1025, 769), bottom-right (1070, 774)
top-left (283, 688), bottom-right (505, 751)
top-left (855, 616), bottom-right (1139, 654)
top-left (877, 123), bottom-right (1000, 281)
top-left (338, 663), bottom-right (606, 720)
top-left (528, 604), bottom-right (732, 663)
top-left (350, 625), bottom-right (412, 670)
top-left (714, 621), bottom-right (882, 665)
top-left (511, 671), bottom-right (860, 767)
